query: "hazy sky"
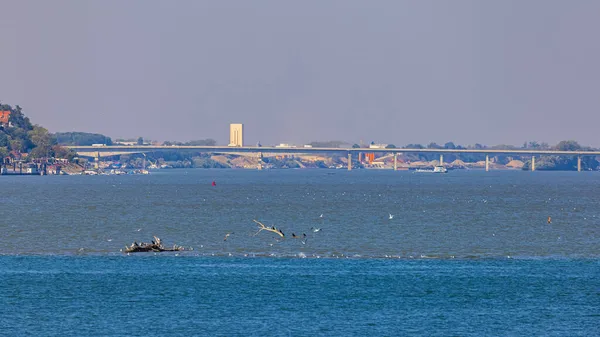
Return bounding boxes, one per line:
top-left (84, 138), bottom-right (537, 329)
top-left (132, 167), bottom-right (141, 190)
top-left (1, 1), bottom-right (599, 146)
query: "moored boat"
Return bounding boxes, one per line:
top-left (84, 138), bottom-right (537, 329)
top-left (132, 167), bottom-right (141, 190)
top-left (414, 165), bottom-right (448, 173)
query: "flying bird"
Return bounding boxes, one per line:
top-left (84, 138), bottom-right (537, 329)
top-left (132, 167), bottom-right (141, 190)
top-left (292, 233), bottom-right (307, 245)
top-left (224, 232), bottom-right (234, 241)
top-left (389, 214), bottom-right (394, 220)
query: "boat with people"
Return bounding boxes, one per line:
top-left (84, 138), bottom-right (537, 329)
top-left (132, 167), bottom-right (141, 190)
top-left (414, 165), bottom-right (448, 173)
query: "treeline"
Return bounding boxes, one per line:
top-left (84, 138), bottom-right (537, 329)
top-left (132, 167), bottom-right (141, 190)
top-left (0, 103), bottom-right (74, 160)
top-left (309, 140), bottom-right (348, 148)
top-left (55, 132), bottom-right (113, 146)
top-left (162, 139), bottom-right (217, 146)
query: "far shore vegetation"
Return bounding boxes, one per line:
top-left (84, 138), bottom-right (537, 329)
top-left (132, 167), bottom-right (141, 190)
top-left (1, 102), bottom-right (598, 171)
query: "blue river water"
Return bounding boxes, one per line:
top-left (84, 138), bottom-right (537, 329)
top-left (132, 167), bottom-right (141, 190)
top-left (1, 169), bottom-right (599, 335)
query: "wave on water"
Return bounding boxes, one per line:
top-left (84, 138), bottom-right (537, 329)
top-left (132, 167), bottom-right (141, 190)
top-left (3, 250), bottom-right (598, 261)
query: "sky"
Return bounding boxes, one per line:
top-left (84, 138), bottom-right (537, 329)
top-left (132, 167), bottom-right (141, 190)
top-left (1, 0), bottom-right (599, 147)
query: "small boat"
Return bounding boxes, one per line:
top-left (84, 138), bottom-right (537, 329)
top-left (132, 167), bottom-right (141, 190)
top-left (414, 165), bottom-right (448, 173)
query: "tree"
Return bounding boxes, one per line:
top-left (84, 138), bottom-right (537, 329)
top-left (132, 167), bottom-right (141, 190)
top-left (0, 133), bottom-right (8, 147)
top-left (137, 137), bottom-right (144, 145)
top-left (352, 144), bottom-right (360, 148)
top-left (185, 139), bottom-right (217, 146)
top-left (444, 142), bottom-right (456, 149)
top-left (555, 140), bottom-right (581, 151)
top-left (9, 139), bottom-right (25, 153)
top-left (427, 142), bottom-right (442, 149)
top-left (309, 141), bottom-right (347, 148)
top-left (28, 125), bottom-right (57, 158)
top-left (385, 144), bottom-right (396, 149)
top-left (7, 105), bottom-right (33, 131)
top-left (404, 144), bottom-right (424, 149)
top-left (0, 146), bottom-right (8, 159)
top-left (52, 145), bottom-right (77, 161)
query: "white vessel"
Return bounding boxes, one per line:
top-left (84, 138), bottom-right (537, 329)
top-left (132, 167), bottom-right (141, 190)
top-left (414, 165), bottom-right (448, 173)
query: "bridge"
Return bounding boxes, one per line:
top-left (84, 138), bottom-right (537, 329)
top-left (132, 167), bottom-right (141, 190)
top-left (67, 145), bottom-right (600, 172)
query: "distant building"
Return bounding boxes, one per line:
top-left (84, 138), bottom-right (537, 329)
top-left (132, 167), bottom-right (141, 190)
top-left (369, 143), bottom-right (388, 149)
top-left (229, 123), bottom-right (244, 147)
top-left (0, 110), bottom-right (11, 127)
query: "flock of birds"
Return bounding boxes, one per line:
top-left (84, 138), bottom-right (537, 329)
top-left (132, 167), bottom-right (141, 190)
top-left (220, 213), bottom-right (395, 246)
top-left (119, 212), bottom-right (397, 248)
top-left (115, 210), bottom-right (558, 258)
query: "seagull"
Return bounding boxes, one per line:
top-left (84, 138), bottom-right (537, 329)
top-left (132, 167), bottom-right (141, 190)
top-left (319, 214), bottom-right (324, 218)
top-left (389, 213), bottom-right (394, 220)
top-left (223, 232), bottom-right (234, 241)
top-left (136, 228), bottom-right (142, 232)
top-left (311, 227), bottom-right (321, 232)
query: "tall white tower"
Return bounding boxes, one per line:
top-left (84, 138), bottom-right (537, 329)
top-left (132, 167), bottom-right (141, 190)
top-left (229, 123), bottom-right (244, 147)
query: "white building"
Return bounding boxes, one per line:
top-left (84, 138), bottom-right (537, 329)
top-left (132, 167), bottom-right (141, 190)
top-left (229, 123), bottom-right (244, 147)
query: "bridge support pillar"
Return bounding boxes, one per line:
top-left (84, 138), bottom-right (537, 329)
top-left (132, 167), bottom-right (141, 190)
top-left (439, 154), bottom-right (443, 167)
top-left (95, 152), bottom-right (100, 170)
top-left (348, 153), bottom-right (352, 171)
top-left (531, 156), bottom-right (536, 171)
top-left (577, 155), bottom-right (582, 172)
top-left (393, 153), bottom-right (397, 171)
top-left (485, 155), bottom-right (490, 172)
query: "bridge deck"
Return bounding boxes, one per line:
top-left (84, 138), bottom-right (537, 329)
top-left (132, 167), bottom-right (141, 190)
top-left (67, 145), bottom-right (600, 157)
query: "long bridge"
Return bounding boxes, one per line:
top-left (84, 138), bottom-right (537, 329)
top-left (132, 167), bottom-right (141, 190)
top-left (67, 145), bottom-right (600, 172)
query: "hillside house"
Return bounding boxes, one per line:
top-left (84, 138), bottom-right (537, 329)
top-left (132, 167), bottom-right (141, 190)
top-left (0, 110), bottom-right (11, 127)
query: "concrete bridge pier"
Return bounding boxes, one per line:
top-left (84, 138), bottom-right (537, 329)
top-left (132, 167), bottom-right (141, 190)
top-left (531, 156), bottom-right (536, 171)
top-left (485, 155), bottom-right (490, 172)
top-left (439, 154), bottom-right (443, 167)
top-left (348, 153), bottom-right (352, 171)
top-left (393, 153), bottom-right (397, 171)
top-left (577, 155), bottom-right (582, 172)
top-left (95, 152), bottom-right (100, 170)
top-left (257, 152), bottom-right (263, 170)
